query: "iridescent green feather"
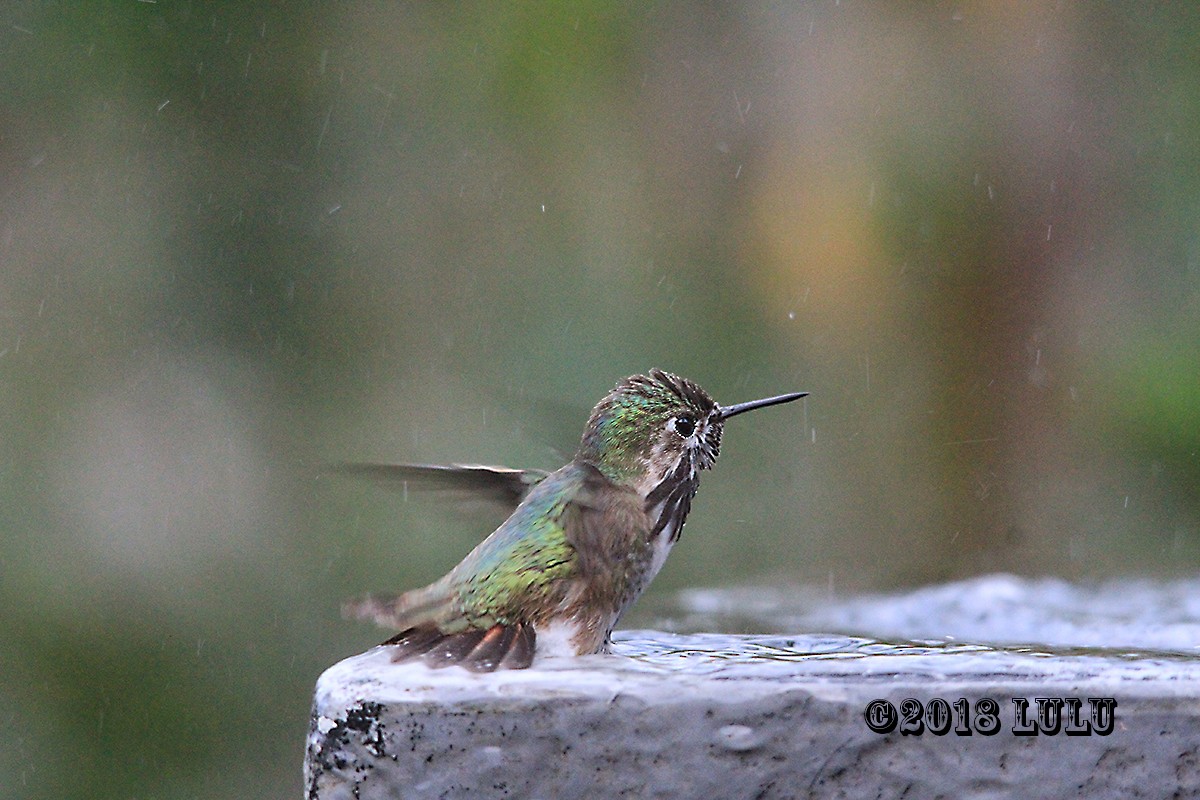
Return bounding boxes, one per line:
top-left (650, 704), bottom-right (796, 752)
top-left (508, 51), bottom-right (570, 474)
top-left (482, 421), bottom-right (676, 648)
top-left (578, 375), bottom-right (679, 482)
top-left (441, 466), bottom-right (582, 629)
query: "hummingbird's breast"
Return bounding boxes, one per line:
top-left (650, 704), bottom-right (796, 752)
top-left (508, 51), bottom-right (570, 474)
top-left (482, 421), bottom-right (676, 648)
top-left (521, 460), bottom-right (700, 656)
top-left (636, 497), bottom-right (681, 585)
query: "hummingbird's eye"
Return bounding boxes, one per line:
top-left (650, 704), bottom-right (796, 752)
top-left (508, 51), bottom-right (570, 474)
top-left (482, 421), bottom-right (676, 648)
top-left (672, 414), bottom-right (696, 437)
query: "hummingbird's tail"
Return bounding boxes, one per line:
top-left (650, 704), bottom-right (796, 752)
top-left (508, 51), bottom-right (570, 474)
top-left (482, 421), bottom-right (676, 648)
top-left (342, 587), bottom-right (537, 671)
top-left (383, 621), bottom-right (536, 671)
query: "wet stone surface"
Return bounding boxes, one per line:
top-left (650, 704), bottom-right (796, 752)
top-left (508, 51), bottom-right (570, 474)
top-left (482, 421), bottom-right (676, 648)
top-left (305, 574), bottom-right (1200, 799)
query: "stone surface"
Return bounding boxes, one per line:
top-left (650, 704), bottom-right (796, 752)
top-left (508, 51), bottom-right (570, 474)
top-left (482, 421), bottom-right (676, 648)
top-left (674, 573), bottom-right (1200, 653)
top-left (305, 620), bottom-right (1200, 799)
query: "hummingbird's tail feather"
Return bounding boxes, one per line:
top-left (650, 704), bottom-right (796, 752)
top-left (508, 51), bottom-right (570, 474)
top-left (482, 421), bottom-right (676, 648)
top-left (344, 583), bottom-right (538, 670)
top-left (413, 627), bottom-right (487, 667)
top-left (380, 626), bottom-right (444, 657)
top-left (382, 622), bottom-right (536, 672)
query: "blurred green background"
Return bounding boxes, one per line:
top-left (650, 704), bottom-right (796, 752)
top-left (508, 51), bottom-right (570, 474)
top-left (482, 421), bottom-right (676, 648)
top-left (2, 2), bottom-right (1198, 797)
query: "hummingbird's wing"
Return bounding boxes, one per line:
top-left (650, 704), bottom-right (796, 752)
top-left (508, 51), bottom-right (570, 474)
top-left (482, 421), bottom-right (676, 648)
top-left (343, 586), bottom-right (539, 670)
top-left (329, 462), bottom-right (550, 509)
top-left (341, 495), bottom-right (577, 672)
top-left (342, 463), bottom-right (644, 671)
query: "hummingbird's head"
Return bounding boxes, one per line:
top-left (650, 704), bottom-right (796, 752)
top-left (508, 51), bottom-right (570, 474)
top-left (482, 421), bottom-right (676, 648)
top-left (577, 370), bottom-right (809, 497)
top-left (577, 369), bottom-right (722, 494)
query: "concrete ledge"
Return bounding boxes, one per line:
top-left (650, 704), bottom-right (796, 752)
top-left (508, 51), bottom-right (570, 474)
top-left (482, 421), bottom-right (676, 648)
top-left (304, 631), bottom-right (1200, 799)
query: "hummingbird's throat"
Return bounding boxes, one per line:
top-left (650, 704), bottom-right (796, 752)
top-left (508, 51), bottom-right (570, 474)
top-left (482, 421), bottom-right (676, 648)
top-left (643, 453), bottom-right (699, 545)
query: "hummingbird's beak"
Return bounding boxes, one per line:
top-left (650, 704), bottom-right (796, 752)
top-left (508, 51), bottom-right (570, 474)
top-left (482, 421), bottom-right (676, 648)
top-left (717, 391), bottom-right (808, 421)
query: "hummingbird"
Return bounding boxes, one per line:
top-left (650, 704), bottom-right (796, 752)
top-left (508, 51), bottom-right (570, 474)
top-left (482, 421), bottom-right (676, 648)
top-left (340, 369), bottom-right (806, 672)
